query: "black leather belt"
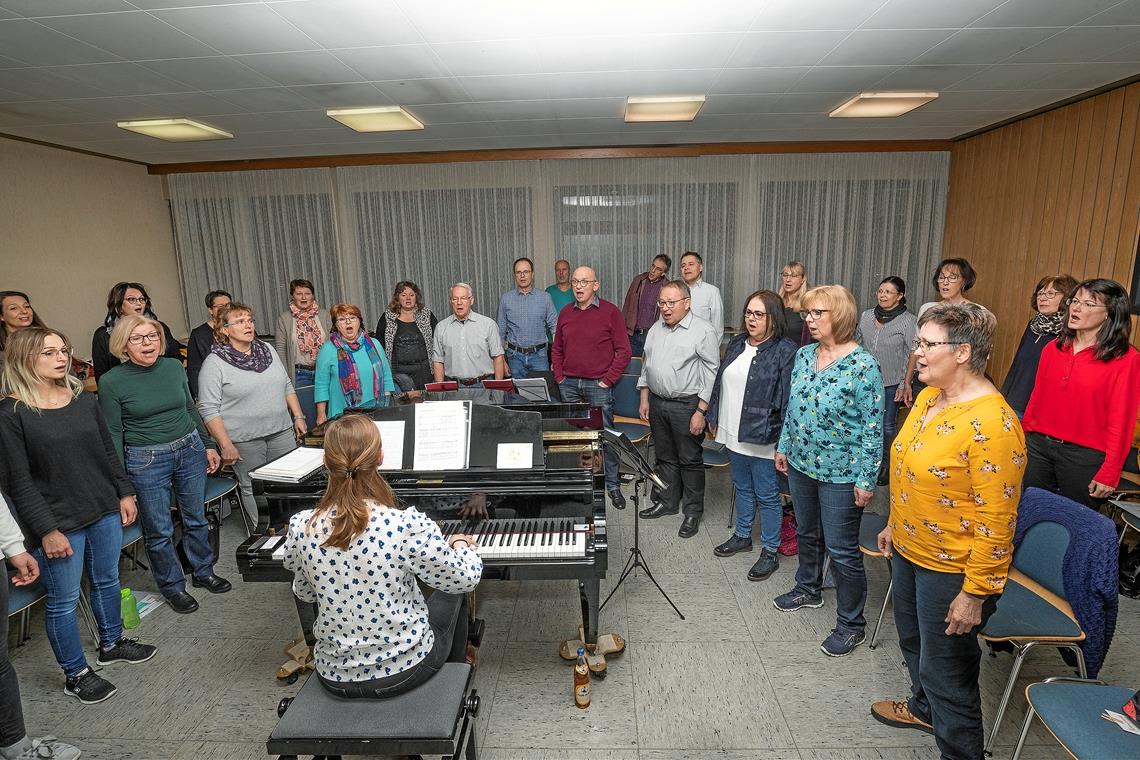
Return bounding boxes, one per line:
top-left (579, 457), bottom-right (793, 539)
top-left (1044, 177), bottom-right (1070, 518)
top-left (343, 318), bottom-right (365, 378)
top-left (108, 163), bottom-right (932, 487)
top-left (506, 342), bottom-right (547, 354)
top-left (632, 328), bottom-right (649, 334)
top-left (446, 374), bottom-right (492, 386)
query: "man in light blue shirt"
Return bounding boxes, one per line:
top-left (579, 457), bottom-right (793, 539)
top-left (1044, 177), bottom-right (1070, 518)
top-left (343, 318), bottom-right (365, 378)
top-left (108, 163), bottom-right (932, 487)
top-left (681, 251), bottom-right (724, 341)
top-left (497, 257), bottom-right (558, 379)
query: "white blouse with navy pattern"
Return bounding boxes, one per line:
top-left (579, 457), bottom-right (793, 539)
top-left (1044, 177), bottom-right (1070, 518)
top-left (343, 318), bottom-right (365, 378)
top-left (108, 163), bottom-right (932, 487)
top-left (283, 503), bottom-right (483, 683)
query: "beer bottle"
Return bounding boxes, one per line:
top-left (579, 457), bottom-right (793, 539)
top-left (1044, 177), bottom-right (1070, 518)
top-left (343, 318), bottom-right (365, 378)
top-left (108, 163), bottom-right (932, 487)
top-left (573, 647), bottom-right (591, 708)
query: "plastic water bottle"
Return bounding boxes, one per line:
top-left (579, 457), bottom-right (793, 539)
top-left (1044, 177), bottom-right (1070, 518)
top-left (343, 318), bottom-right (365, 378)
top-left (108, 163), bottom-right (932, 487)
top-left (121, 587), bottom-right (141, 629)
top-left (573, 647), bottom-right (591, 708)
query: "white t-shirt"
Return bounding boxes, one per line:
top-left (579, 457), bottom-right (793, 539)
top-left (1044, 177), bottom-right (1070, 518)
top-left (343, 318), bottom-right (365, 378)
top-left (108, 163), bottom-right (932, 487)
top-left (713, 343), bottom-right (776, 459)
top-left (283, 503), bottom-right (482, 683)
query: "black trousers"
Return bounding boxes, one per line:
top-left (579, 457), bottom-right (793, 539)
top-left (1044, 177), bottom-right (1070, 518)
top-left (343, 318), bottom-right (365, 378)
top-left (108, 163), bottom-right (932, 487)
top-left (648, 393), bottom-right (705, 516)
top-left (1023, 431), bottom-right (1107, 509)
top-left (296, 590), bottom-right (468, 699)
top-left (0, 571), bottom-right (27, 747)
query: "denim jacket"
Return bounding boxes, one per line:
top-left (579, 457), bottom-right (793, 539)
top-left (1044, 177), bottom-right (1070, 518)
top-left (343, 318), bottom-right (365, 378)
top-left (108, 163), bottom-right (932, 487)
top-left (705, 334), bottom-right (797, 445)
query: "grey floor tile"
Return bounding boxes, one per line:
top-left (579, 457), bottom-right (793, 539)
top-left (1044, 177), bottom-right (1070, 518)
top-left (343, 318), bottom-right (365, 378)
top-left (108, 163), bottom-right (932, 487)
top-left (139, 579), bottom-right (302, 641)
top-left (625, 572), bottom-right (749, 643)
top-left (634, 641), bottom-right (795, 750)
top-left (756, 640), bottom-right (924, 750)
top-left (484, 641), bottom-right (637, 749)
top-left (193, 640), bottom-right (304, 743)
top-left (624, 517), bottom-right (723, 574)
top-left (481, 751), bottom-right (638, 760)
top-left (799, 750), bottom-right (941, 760)
top-left (509, 577), bottom-right (628, 644)
top-left (171, 741), bottom-right (271, 760)
top-left (49, 738), bottom-right (181, 760)
top-left (640, 752), bottom-right (800, 760)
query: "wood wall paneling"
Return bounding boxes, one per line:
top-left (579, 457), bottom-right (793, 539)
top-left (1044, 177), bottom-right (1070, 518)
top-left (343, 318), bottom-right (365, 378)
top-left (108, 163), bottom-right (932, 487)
top-left (943, 81), bottom-right (1140, 384)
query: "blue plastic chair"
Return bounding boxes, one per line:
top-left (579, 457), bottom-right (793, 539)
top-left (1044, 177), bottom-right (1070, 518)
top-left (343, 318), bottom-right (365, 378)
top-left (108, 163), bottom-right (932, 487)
top-left (611, 374), bottom-right (651, 453)
top-left (857, 511), bottom-right (892, 650)
top-left (625, 356), bottom-right (643, 376)
top-left (1012, 677), bottom-right (1139, 759)
top-left (980, 519), bottom-right (1089, 754)
top-left (295, 384), bottom-right (317, 430)
top-left (7, 575), bottom-right (46, 646)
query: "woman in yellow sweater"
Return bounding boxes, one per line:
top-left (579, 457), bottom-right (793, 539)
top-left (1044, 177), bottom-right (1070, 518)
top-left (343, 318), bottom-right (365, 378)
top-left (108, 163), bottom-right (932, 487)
top-left (871, 303), bottom-right (1025, 760)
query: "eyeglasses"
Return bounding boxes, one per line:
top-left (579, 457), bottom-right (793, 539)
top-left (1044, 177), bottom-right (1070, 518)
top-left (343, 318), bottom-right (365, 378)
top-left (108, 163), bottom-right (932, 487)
top-left (803, 309), bottom-right (831, 320)
top-left (1066, 297), bottom-right (1105, 310)
top-left (225, 318), bottom-right (255, 328)
top-left (912, 338), bottom-right (964, 351)
top-left (781, 272), bottom-right (802, 279)
top-left (335, 317), bottom-right (359, 324)
top-left (876, 289), bottom-right (899, 297)
top-left (449, 296), bottom-right (472, 303)
top-left (656, 297), bottom-right (689, 308)
top-left (936, 274), bottom-right (962, 283)
top-left (123, 296), bottom-right (147, 305)
top-left (39, 347), bottom-right (73, 359)
top-left (514, 270), bottom-right (532, 277)
top-left (127, 332), bottom-right (161, 345)
top-left (1037, 290), bottom-right (1062, 299)
top-left (743, 309), bottom-right (768, 319)
top-left (570, 279), bottom-right (597, 287)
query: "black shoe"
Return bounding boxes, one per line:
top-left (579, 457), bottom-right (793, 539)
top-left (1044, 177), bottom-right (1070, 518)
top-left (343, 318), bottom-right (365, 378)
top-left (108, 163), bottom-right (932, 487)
top-left (639, 502), bottom-right (679, 519)
top-left (747, 549), bottom-right (780, 581)
top-left (713, 534), bottom-right (753, 557)
top-left (191, 574), bottom-right (232, 594)
top-left (96, 637), bottom-right (158, 666)
top-left (64, 667), bottom-right (116, 704)
top-left (678, 515), bottom-right (700, 538)
top-left (608, 489), bottom-right (626, 510)
top-left (166, 590), bottom-right (199, 614)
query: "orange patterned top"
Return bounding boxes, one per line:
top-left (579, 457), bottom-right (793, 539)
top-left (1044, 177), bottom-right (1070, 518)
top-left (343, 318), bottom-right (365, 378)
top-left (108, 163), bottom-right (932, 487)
top-left (888, 387), bottom-right (1026, 596)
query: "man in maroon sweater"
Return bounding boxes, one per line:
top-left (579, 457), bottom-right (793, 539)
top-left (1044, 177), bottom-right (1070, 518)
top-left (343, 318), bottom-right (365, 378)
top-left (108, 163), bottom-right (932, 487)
top-left (552, 266), bottom-right (632, 508)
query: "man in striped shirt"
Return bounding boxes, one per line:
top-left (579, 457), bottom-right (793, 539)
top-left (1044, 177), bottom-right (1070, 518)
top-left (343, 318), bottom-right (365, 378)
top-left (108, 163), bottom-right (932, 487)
top-left (497, 257), bottom-right (558, 379)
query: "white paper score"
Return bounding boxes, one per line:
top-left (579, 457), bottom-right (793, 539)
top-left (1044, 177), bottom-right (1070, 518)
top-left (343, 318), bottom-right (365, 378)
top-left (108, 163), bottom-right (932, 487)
top-left (496, 442), bottom-right (533, 469)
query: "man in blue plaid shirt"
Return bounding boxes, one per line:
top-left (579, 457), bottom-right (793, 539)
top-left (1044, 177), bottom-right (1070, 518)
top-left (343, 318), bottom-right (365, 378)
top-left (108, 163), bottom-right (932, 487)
top-left (497, 257), bottom-right (559, 379)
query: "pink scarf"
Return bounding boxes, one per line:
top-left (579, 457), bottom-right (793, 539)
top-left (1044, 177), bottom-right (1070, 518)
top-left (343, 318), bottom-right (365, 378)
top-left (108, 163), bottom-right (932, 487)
top-left (290, 301), bottom-right (323, 363)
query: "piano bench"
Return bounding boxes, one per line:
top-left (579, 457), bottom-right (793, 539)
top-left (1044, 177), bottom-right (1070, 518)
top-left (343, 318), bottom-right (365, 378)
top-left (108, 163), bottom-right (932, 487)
top-left (267, 663), bottom-right (479, 760)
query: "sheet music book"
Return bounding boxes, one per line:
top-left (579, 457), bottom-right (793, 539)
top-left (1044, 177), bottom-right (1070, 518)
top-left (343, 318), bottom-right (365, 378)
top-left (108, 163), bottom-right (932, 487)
top-left (413, 400), bottom-right (471, 470)
top-left (373, 420), bottom-right (406, 470)
top-left (251, 446), bottom-right (326, 483)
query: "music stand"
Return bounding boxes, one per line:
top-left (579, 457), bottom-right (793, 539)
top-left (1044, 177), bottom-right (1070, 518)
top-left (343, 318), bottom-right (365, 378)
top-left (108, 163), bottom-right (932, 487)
top-left (599, 428), bottom-right (684, 620)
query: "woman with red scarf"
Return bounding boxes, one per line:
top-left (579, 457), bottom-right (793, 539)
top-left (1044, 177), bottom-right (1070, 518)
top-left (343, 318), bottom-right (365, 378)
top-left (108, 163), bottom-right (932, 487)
top-left (314, 304), bottom-right (396, 425)
top-left (274, 278), bottom-right (332, 387)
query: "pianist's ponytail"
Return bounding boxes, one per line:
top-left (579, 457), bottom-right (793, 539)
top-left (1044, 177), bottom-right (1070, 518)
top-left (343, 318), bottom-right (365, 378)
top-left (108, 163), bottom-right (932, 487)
top-left (312, 414), bottom-right (397, 550)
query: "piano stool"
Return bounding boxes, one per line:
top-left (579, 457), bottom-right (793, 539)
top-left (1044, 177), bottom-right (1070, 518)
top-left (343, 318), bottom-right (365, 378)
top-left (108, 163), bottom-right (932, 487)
top-left (268, 663), bottom-right (479, 760)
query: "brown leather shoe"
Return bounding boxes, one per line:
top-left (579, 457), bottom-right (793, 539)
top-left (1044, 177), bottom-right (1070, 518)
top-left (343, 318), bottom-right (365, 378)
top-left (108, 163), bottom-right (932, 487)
top-left (870, 700), bottom-right (934, 735)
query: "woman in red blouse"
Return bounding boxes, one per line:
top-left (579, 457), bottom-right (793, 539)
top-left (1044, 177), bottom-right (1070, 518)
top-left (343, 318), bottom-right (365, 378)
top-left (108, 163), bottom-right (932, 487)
top-left (1021, 278), bottom-right (1140, 508)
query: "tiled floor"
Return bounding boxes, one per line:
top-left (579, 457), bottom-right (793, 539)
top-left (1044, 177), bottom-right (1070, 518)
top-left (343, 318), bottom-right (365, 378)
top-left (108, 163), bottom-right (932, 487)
top-left (11, 470), bottom-right (1140, 759)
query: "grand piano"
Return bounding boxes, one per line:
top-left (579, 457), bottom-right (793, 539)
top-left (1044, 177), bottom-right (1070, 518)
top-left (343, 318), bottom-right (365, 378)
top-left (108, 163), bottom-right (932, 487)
top-left (236, 389), bottom-right (609, 644)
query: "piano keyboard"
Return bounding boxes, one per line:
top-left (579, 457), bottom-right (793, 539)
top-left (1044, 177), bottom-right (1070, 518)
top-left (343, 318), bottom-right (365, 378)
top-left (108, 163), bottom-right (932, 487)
top-left (441, 517), bottom-right (588, 561)
top-left (259, 518), bottom-right (589, 563)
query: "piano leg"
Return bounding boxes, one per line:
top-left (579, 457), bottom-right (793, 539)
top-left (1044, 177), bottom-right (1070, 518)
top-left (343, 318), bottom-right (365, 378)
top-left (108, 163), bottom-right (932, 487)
top-left (579, 579), bottom-right (599, 646)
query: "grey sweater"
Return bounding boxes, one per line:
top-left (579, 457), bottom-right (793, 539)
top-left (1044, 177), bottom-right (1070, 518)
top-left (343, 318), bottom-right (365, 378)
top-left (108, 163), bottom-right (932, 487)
top-left (197, 343), bottom-right (295, 443)
top-left (0, 490), bottom-right (26, 559)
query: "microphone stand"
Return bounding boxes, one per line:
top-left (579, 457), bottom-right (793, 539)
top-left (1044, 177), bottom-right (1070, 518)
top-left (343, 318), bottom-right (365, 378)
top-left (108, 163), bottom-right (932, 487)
top-left (599, 430), bottom-right (684, 620)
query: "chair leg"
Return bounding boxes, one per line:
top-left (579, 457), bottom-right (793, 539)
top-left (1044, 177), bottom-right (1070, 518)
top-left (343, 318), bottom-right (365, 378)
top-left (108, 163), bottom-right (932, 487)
top-left (17, 608), bottom-right (30, 645)
top-left (1064, 644), bottom-right (1088, 678)
top-left (985, 642), bottom-right (1035, 754)
top-left (869, 577), bottom-right (892, 650)
top-left (727, 485), bottom-right (736, 529)
top-left (1010, 702), bottom-right (1036, 760)
top-left (78, 592), bottom-right (100, 643)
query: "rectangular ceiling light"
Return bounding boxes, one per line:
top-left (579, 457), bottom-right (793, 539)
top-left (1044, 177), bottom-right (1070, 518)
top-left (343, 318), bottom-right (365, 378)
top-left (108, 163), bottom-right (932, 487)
top-left (116, 118), bottom-right (233, 141)
top-left (830, 92), bottom-right (939, 118)
top-left (326, 106), bottom-right (424, 132)
top-left (624, 95), bottom-right (706, 123)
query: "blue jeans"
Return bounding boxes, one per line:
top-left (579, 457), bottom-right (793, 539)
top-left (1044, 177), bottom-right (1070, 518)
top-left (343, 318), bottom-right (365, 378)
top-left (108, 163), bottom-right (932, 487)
top-left (506, 347), bottom-right (549, 380)
top-left (559, 378), bottom-right (618, 491)
top-left (787, 464), bottom-right (867, 632)
top-left (628, 330), bottom-right (647, 358)
top-left (126, 430), bottom-right (214, 596)
top-left (881, 384), bottom-right (899, 480)
top-left (729, 451), bottom-right (781, 551)
top-left (33, 511), bottom-right (124, 678)
top-left (294, 366), bottom-right (315, 387)
top-left (892, 551), bottom-right (997, 760)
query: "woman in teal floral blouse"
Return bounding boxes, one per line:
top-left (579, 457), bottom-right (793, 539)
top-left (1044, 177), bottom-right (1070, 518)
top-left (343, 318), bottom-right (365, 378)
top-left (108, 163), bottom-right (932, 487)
top-left (773, 285), bottom-right (884, 658)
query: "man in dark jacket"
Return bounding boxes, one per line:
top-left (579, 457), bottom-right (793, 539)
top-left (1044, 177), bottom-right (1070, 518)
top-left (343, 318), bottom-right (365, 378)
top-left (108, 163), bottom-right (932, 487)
top-left (620, 255), bottom-right (671, 357)
top-left (186, 289), bottom-right (231, 398)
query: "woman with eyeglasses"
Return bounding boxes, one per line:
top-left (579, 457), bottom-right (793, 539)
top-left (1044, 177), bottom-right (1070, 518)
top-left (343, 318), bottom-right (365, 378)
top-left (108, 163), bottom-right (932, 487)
top-left (856, 276), bottom-right (918, 485)
top-left (872, 304), bottom-right (1024, 759)
top-left (0, 327), bottom-right (158, 706)
top-left (778, 261), bottom-right (811, 346)
top-left (198, 303), bottom-right (306, 527)
top-left (97, 315), bottom-right (229, 615)
top-left (705, 289), bottom-right (797, 581)
top-left (0, 290), bottom-right (47, 380)
top-left (900, 259), bottom-right (981, 407)
top-left (999, 274), bottom-right (1078, 418)
top-left (774, 285), bottom-right (883, 658)
top-left (91, 282), bottom-right (184, 383)
top-left (1022, 278), bottom-right (1140, 509)
top-left (274, 278), bottom-right (331, 388)
top-left (315, 303), bottom-right (396, 425)
top-left (374, 281), bottom-right (438, 390)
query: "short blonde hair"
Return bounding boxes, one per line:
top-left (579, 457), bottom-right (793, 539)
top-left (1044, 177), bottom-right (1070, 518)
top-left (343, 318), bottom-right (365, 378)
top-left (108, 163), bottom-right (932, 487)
top-left (802, 285), bottom-right (857, 343)
top-left (109, 315), bottom-right (165, 360)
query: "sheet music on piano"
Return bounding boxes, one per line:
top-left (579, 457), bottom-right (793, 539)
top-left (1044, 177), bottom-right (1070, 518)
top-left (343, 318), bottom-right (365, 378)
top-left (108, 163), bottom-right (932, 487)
top-left (413, 400), bottom-right (471, 470)
top-left (373, 420), bottom-right (406, 470)
top-left (251, 446), bottom-right (326, 483)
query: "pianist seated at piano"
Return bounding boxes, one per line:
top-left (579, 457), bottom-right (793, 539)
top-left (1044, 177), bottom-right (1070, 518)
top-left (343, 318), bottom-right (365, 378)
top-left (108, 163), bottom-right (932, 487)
top-left (282, 414), bottom-right (482, 698)
top-left (313, 303), bottom-right (396, 425)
